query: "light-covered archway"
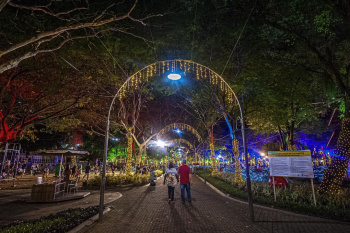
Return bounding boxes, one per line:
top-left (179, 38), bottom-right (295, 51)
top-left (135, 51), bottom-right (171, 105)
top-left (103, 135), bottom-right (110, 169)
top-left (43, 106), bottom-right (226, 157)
top-left (100, 59), bottom-right (253, 221)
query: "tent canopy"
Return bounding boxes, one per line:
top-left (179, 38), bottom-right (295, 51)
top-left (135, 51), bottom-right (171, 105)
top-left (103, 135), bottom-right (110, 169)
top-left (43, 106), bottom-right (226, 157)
top-left (30, 149), bottom-right (90, 156)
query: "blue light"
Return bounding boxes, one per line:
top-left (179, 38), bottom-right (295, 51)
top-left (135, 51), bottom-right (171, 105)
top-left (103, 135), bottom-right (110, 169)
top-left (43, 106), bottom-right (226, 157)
top-left (167, 73), bottom-right (181, 80)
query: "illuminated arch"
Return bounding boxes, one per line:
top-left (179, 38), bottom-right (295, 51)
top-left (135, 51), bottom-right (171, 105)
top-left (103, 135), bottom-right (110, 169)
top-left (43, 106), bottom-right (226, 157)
top-left (167, 138), bottom-right (194, 150)
top-left (102, 59), bottom-right (253, 221)
top-left (117, 59), bottom-right (239, 105)
top-left (158, 123), bottom-right (202, 142)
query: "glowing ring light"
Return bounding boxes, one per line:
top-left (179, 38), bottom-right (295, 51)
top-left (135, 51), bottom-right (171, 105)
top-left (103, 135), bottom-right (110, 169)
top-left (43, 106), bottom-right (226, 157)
top-left (167, 73), bottom-right (181, 80)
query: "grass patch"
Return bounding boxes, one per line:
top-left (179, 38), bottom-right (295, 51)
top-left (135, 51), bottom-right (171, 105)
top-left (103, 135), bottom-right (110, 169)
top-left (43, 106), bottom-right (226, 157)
top-left (86, 171), bottom-right (162, 188)
top-left (0, 206), bottom-right (99, 233)
top-left (196, 169), bottom-right (350, 222)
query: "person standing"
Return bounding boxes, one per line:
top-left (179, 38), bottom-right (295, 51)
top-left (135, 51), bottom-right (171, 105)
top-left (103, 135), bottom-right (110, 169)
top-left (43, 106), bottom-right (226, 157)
top-left (32, 164), bottom-right (37, 177)
top-left (64, 165), bottom-right (71, 192)
top-left (71, 165), bottom-right (76, 178)
top-left (163, 162), bottom-right (178, 202)
top-left (178, 159), bottom-right (192, 204)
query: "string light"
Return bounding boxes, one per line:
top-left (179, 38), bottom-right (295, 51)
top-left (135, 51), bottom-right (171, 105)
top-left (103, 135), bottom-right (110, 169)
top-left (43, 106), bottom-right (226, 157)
top-left (117, 60), bottom-right (237, 106)
top-left (126, 128), bottom-right (133, 175)
top-left (158, 123), bottom-right (202, 142)
top-left (210, 142), bottom-right (217, 175)
top-left (233, 139), bottom-right (243, 183)
top-left (319, 118), bottom-right (350, 195)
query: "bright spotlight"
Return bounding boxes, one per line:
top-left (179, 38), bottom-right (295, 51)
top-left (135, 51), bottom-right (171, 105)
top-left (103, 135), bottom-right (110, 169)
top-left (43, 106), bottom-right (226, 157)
top-left (260, 152), bottom-right (265, 156)
top-left (176, 129), bottom-right (181, 133)
top-left (156, 140), bottom-right (166, 147)
top-left (167, 73), bottom-right (181, 80)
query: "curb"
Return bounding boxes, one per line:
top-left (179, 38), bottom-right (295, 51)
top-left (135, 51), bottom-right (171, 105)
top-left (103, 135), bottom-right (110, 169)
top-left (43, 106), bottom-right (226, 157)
top-left (196, 174), bottom-right (349, 223)
top-left (68, 191), bottom-right (123, 233)
top-left (68, 207), bottom-right (111, 233)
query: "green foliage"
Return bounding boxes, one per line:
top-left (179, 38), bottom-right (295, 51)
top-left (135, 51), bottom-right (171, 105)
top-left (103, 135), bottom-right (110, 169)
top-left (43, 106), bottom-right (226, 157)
top-left (0, 206), bottom-right (99, 233)
top-left (196, 170), bottom-right (350, 221)
top-left (154, 170), bottom-right (163, 177)
top-left (87, 174), bottom-right (151, 188)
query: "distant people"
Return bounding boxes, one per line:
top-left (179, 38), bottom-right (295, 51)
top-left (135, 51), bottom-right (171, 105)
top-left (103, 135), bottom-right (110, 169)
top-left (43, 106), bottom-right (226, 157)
top-left (71, 165), bottom-right (76, 178)
top-left (31, 164), bottom-right (37, 176)
top-left (163, 162), bottom-right (178, 203)
top-left (178, 159), bottom-right (192, 204)
top-left (64, 165), bottom-right (71, 191)
top-left (76, 166), bottom-right (81, 180)
top-left (94, 165), bottom-right (98, 176)
top-left (43, 166), bottom-right (49, 178)
top-left (1, 169), bottom-right (7, 179)
top-left (83, 163), bottom-right (91, 181)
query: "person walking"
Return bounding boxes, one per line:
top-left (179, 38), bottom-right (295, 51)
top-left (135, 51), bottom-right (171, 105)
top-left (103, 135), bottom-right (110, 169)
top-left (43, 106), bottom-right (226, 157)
top-left (178, 159), bottom-right (192, 204)
top-left (83, 163), bottom-right (91, 181)
top-left (163, 162), bottom-right (178, 203)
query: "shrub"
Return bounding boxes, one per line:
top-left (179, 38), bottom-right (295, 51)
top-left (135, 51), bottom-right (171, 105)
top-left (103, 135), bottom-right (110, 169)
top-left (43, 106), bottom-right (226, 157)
top-left (0, 206), bottom-right (99, 233)
top-left (86, 174), bottom-right (150, 188)
top-left (154, 170), bottom-right (163, 177)
top-left (197, 171), bottom-right (350, 221)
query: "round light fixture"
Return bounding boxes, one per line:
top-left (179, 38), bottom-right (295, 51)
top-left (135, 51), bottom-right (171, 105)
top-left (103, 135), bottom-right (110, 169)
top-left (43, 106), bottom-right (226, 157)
top-left (156, 140), bottom-right (166, 147)
top-left (167, 73), bottom-right (181, 80)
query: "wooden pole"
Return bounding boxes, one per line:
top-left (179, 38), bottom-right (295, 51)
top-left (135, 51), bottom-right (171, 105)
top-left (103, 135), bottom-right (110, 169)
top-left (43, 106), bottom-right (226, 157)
top-left (272, 176), bottom-right (277, 201)
top-left (311, 178), bottom-right (316, 206)
top-left (59, 154), bottom-right (63, 181)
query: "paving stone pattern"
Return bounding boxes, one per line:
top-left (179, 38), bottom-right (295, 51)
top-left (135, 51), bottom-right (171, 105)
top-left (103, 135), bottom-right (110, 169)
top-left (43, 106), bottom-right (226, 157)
top-left (80, 176), bottom-right (350, 233)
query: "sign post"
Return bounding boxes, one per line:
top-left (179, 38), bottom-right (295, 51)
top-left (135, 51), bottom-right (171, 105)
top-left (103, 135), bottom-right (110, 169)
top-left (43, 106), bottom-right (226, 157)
top-left (272, 176), bottom-right (276, 201)
top-left (268, 150), bottom-right (316, 206)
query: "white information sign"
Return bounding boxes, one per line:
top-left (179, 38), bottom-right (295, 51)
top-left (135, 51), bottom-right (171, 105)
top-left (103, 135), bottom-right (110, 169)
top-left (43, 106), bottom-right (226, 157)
top-left (268, 150), bottom-right (314, 178)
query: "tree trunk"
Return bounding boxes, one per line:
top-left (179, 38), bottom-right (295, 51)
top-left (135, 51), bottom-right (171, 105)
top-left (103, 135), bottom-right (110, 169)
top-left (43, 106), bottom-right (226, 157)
top-left (0, 0), bottom-right (10, 12)
top-left (126, 131), bottom-right (133, 175)
top-left (210, 142), bottom-right (217, 175)
top-left (136, 149), bottom-right (143, 167)
top-left (277, 126), bottom-right (286, 151)
top-left (232, 139), bottom-right (243, 183)
top-left (319, 118), bottom-right (350, 194)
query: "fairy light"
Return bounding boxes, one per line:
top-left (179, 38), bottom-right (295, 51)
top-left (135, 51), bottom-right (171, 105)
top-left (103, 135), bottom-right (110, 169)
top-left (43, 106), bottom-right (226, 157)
top-left (126, 128), bottom-right (133, 174)
top-left (117, 60), bottom-right (238, 115)
top-left (319, 118), bottom-right (350, 194)
top-left (233, 139), bottom-right (243, 183)
top-left (210, 142), bottom-right (217, 175)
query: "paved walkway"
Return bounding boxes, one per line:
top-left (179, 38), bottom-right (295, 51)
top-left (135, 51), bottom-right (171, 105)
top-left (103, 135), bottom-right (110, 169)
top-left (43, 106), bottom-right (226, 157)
top-left (79, 175), bottom-right (350, 233)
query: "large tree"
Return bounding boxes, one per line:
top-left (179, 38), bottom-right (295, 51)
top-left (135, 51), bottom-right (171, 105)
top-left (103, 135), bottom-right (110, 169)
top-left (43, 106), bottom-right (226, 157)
top-left (0, 0), bottom-right (162, 74)
top-left (255, 0), bottom-right (350, 194)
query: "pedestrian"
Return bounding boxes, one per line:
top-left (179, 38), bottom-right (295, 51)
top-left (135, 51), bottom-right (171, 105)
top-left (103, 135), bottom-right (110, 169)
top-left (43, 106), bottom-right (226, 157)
top-left (71, 165), bottom-right (76, 178)
top-left (163, 162), bottom-right (178, 203)
top-left (178, 159), bottom-right (192, 204)
top-left (43, 166), bottom-right (48, 178)
top-left (76, 166), bottom-right (81, 180)
top-left (64, 165), bottom-right (71, 192)
top-left (32, 164), bottom-right (37, 176)
top-left (83, 163), bottom-right (91, 181)
top-left (94, 165), bottom-right (98, 176)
